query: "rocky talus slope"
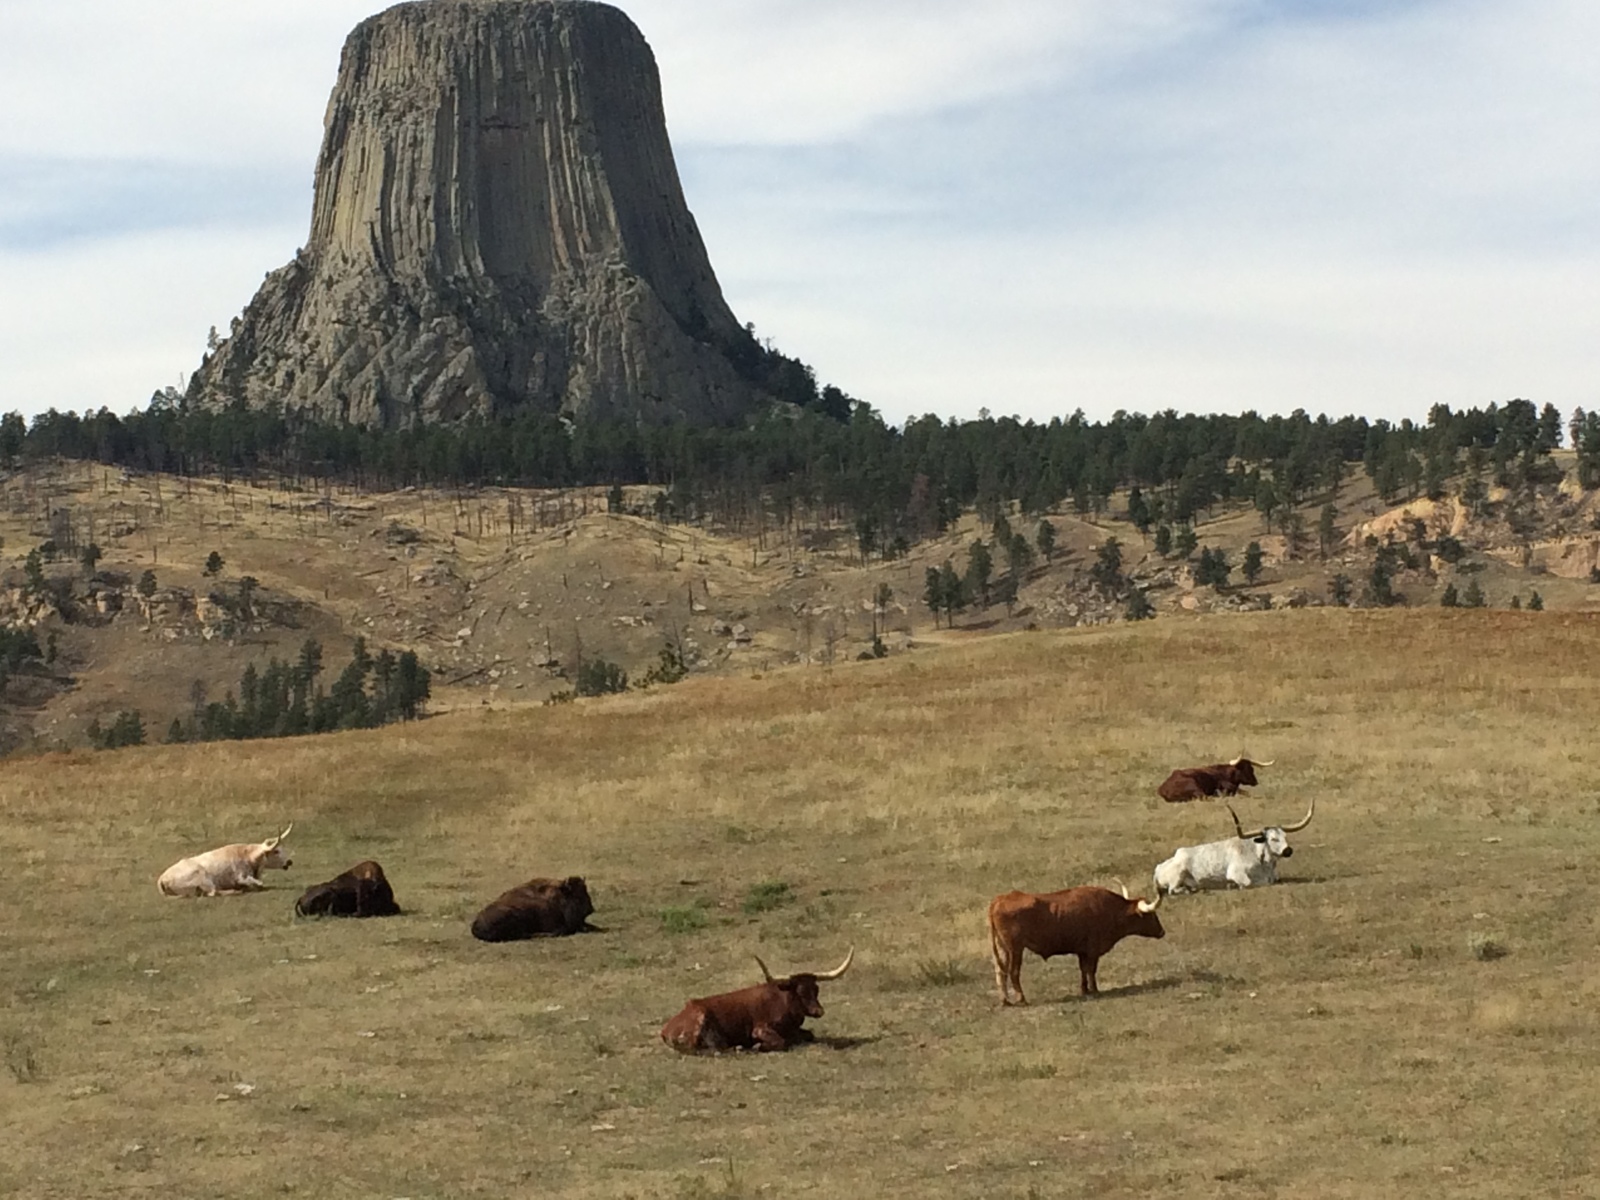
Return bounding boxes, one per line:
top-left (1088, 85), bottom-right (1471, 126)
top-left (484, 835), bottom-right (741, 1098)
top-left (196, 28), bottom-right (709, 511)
top-left (188, 0), bottom-right (761, 426)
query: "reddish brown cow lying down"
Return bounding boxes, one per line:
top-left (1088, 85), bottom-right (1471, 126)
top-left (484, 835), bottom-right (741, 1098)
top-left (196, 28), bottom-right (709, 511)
top-left (661, 949), bottom-right (854, 1053)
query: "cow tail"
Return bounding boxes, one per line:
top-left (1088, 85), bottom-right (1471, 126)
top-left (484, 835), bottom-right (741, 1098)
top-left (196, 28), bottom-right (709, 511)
top-left (987, 902), bottom-right (1009, 1003)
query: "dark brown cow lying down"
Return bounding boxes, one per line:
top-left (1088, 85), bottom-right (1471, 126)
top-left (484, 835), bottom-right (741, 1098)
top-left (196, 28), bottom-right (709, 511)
top-left (471, 876), bottom-right (595, 942)
top-left (294, 860), bottom-right (400, 918)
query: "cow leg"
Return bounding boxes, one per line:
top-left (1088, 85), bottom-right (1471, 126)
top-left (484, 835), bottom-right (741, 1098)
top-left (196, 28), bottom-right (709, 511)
top-left (1079, 955), bottom-right (1099, 996)
top-left (1011, 960), bottom-right (1028, 1007)
top-left (664, 1008), bottom-right (713, 1054)
top-left (751, 1024), bottom-right (791, 1052)
top-left (993, 939), bottom-right (1017, 1006)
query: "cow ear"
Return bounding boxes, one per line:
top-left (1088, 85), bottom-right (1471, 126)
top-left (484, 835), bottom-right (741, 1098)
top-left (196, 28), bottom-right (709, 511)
top-left (566, 875), bottom-right (585, 888)
top-left (1253, 835), bottom-right (1267, 844)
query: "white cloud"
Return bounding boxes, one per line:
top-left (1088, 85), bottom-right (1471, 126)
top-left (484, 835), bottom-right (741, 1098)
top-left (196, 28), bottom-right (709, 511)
top-left (0, 225), bottom-right (302, 414)
top-left (628, 0), bottom-right (1228, 145)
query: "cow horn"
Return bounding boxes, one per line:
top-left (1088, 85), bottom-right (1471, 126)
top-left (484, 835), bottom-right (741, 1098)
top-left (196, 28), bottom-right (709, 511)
top-left (1229, 755), bottom-right (1245, 766)
top-left (753, 954), bottom-right (775, 983)
top-left (1137, 888), bottom-right (1163, 914)
top-left (812, 947), bottom-right (855, 981)
top-left (1111, 877), bottom-right (1131, 900)
top-left (1249, 759), bottom-right (1275, 767)
top-left (1279, 797), bottom-right (1315, 833)
top-left (1228, 804), bottom-right (1264, 840)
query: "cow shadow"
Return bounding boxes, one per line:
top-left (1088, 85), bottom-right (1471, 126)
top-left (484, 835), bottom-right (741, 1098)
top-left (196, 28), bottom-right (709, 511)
top-left (1091, 975), bottom-right (1186, 1000)
top-left (1274, 875), bottom-right (1332, 887)
top-left (810, 1033), bottom-right (884, 1052)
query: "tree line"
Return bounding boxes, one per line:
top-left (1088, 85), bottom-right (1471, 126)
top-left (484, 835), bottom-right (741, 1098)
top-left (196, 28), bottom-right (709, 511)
top-left (1, 394), bottom-right (1587, 557)
top-left (87, 636), bottom-right (432, 751)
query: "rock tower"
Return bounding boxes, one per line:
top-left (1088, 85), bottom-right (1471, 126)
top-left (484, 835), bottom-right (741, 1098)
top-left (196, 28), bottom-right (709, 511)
top-left (188, 0), bottom-right (764, 426)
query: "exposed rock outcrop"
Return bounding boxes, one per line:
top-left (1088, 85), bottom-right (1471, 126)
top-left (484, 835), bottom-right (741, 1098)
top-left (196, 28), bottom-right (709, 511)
top-left (189, 0), bottom-right (764, 427)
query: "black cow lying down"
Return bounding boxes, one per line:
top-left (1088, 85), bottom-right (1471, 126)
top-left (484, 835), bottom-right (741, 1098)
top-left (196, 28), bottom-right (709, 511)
top-left (294, 860), bottom-right (401, 918)
top-left (471, 875), bottom-right (595, 942)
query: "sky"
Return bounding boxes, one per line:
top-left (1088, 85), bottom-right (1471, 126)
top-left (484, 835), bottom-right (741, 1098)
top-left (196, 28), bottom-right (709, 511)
top-left (1, 0), bottom-right (1596, 428)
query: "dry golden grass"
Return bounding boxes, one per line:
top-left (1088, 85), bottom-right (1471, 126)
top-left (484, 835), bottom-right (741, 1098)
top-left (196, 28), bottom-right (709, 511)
top-left (4, 608), bottom-right (1600, 1198)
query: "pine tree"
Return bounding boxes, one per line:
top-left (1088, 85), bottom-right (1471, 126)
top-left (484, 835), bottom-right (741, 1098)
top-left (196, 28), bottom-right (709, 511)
top-left (966, 539), bottom-right (993, 607)
top-left (938, 560), bottom-right (967, 626)
top-left (24, 549), bottom-right (45, 596)
top-left (1035, 519), bottom-right (1056, 563)
top-left (923, 566), bottom-right (946, 628)
top-left (1243, 541), bottom-right (1264, 585)
top-left (1091, 538), bottom-right (1124, 595)
top-left (1173, 525), bottom-right (1198, 560)
top-left (1124, 588), bottom-right (1155, 621)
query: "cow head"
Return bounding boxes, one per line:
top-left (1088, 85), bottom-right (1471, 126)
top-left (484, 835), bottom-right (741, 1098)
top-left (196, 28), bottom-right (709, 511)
top-left (559, 876), bottom-right (595, 929)
top-left (258, 824), bottom-right (294, 870)
top-left (1112, 880), bottom-right (1167, 938)
top-left (753, 947), bottom-right (854, 1019)
top-left (1226, 755), bottom-right (1274, 787)
top-left (1227, 799), bottom-right (1312, 858)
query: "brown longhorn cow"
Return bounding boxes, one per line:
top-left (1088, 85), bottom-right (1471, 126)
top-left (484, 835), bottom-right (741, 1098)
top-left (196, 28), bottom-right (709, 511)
top-left (470, 876), bottom-right (595, 942)
top-left (660, 949), bottom-right (854, 1054)
top-left (1157, 756), bottom-right (1274, 803)
top-left (295, 860), bottom-right (400, 918)
top-left (988, 883), bottom-right (1164, 1005)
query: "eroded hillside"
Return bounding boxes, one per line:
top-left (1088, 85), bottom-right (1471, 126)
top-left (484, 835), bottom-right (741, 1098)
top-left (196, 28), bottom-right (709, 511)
top-left (3, 456), bottom-right (1598, 752)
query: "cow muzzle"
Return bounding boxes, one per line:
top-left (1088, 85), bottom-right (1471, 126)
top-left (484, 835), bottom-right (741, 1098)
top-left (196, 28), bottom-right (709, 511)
top-left (1279, 847), bottom-right (1293, 857)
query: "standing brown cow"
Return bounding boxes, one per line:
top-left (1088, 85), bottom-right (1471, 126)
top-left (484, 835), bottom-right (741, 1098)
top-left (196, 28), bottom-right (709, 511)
top-left (988, 883), bottom-right (1164, 1005)
top-left (660, 949), bottom-right (854, 1053)
top-left (1157, 756), bottom-right (1274, 802)
top-left (470, 876), bottom-right (595, 942)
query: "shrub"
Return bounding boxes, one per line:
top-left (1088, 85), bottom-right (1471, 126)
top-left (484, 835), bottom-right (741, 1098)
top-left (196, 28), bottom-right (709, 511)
top-left (659, 905), bottom-right (709, 934)
top-left (742, 880), bottom-right (793, 914)
top-left (1467, 932), bottom-right (1509, 961)
top-left (576, 657), bottom-right (628, 697)
top-left (913, 958), bottom-right (971, 988)
top-left (638, 640), bottom-right (688, 687)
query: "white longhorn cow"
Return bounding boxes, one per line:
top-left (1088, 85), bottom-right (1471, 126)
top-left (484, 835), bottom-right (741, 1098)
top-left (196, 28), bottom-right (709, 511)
top-left (157, 824), bottom-right (295, 897)
top-left (1152, 800), bottom-right (1314, 894)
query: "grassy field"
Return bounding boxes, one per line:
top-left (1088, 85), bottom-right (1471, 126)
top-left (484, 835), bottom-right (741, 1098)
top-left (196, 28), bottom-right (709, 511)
top-left (3, 609), bottom-right (1598, 1198)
